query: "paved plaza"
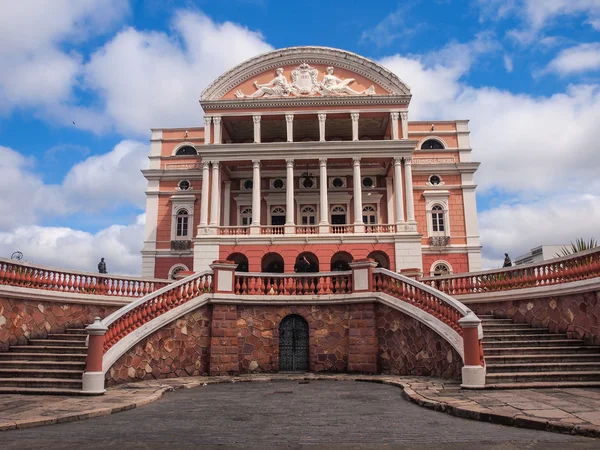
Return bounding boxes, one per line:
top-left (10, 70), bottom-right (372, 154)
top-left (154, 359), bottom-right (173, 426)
top-left (2, 380), bottom-right (599, 449)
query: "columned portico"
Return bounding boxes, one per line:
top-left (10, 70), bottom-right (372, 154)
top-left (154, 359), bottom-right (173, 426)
top-left (351, 113), bottom-right (359, 141)
top-left (210, 161), bottom-right (220, 227)
top-left (319, 158), bottom-right (329, 232)
top-left (253, 115), bottom-right (261, 143)
top-left (390, 112), bottom-right (399, 140)
top-left (404, 157), bottom-right (415, 222)
top-left (400, 112), bottom-right (408, 140)
top-left (285, 114), bottom-right (294, 142)
top-left (213, 117), bottom-right (222, 144)
top-left (353, 158), bottom-right (364, 232)
top-left (203, 117), bottom-right (212, 145)
top-left (251, 160), bottom-right (261, 234)
top-left (199, 161), bottom-right (210, 227)
top-left (285, 159), bottom-right (295, 234)
top-left (318, 113), bottom-right (326, 142)
top-left (393, 157), bottom-right (405, 225)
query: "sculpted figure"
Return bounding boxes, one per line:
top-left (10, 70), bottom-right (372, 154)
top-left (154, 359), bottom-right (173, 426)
top-left (320, 67), bottom-right (376, 96)
top-left (98, 257), bottom-right (107, 274)
top-left (503, 253), bottom-right (512, 268)
top-left (235, 68), bottom-right (291, 98)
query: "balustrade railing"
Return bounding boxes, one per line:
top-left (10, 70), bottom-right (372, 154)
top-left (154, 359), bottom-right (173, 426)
top-left (420, 247), bottom-right (600, 295)
top-left (218, 226), bottom-right (250, 236)
top-left (296, 225), bottom-right (319, 235)
top-left (0, 258), bottom-right (169, 297)
top-left (365, 224), bottom-right (394, 233)
top-left (234, 271), bottom-right (352, 295)
top-left (373, 268), bottom-right (471, 335)
top-left (330, 225), bottom-right (354, 234)
top-left (261, 226), bottom-right (285, 235)
top-left (102, 271), bottom-right (213, 352)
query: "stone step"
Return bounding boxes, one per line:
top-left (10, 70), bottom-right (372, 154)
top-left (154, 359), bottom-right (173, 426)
top-left (28, 339), bottom-right (87, 347)
top-left (485, 354), bottom-right (600, 364)
top-left (0, 377), bottom-right (82, 389)
top-left (485, 381), bottom-right (600, 390)
top-left (0, 387), bottom-right (84, 395)
top-left (9, 345), bottom-right (88, 354)
top-left (484, 345), bottom-right (600, 355)
top-left (0, 368), bottom-right (83, 379)
top-left (0, 352), bottom-right (86, 361)
top-left (486, 362), bottom-right (600, 373)
top-left (482, 323), bottom-right (534, 329)
top-left (0, 360), bottom-right (86, 370)
top-left (483, 333), bottom-right (566, 341)
top-left (478, 315), bottom-right (496, 319)
top-left (486, 371), bottom-right (600, 383)
top-left (65, 328), bottom-right (87, 335)
top-left (481, 318), bottom-right (512, 323)
top-left (481, 328), bottom-right (549, 334)
top-left (483, 339), bottom-right (584, 348)
top-left (47, 333), bottom-right (87, 341)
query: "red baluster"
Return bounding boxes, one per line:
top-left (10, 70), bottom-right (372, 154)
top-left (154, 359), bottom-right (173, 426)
top-left (317, 277), bottom-right (325, 294)
top-left (235, 277), bottom-right (241, 294)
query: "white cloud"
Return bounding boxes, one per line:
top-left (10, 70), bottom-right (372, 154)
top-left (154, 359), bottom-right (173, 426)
top-left (479, 194), bottom-right (600, 265)
top-left (0, 140), bottom-right (148, 230)
top-left (503, 54), bottom-right (514, 73)
top-left (360, 4), bottom-right (419, 47)
top-left (83, 10), bottom-right (273, 136)
top-left (544, 43), bottom-right (600, 76)
top-left (0, 0), bottom-right (128, 115)
top-left (0, 215), bottom-right (145, 276)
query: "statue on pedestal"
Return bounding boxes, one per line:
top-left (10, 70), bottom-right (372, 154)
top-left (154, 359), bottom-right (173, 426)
top-left (503, 253), bottom-right (512, 268)
top-left (98, 257), bottom-right (107, 274)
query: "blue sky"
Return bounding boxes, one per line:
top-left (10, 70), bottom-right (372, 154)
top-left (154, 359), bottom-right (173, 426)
top-left (1, 0), bottom-right (600, 274)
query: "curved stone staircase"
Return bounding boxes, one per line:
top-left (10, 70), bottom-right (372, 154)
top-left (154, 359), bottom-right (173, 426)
top-left (0, 328), bottom-right (87, 395)
top-left (481, 315), bottom-right (600, 388)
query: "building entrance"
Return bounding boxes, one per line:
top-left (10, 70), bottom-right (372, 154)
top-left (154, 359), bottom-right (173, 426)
top-left (279, 315), bottom-right (309, 371)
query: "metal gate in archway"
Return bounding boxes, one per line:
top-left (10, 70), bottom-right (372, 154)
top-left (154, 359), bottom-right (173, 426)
top-left (278, 315), bottom-right (309, 372)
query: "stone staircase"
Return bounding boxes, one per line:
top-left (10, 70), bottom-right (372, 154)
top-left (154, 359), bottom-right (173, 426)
top-left (481, 315), bottom-right (600, 388)
top-left (0, 328), bottom-right (88, 395)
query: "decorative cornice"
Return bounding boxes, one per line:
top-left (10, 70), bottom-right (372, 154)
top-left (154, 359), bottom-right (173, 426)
top-left (200, 46), bottom-right (412, 102)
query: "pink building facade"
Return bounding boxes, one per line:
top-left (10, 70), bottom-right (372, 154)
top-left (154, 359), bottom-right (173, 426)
top-left (141, 47), bottom-right (482, 280)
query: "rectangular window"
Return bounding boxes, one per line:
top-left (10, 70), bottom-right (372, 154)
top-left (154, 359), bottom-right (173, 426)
top-left (177, 217), bottom-right (188, 237)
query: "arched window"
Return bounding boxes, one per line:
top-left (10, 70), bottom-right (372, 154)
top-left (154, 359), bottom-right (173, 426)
top-left (227, 253), bottom-right (249, 273)
top-left (362, 205), bottom-right (377, 225)
top-left (240, 207), bottom-right (252, 226)
top-left (271, 206), bottom-right (286, 226)
top-left (421, 139), bottom-right (444, 150)
top-left (331, 205), bottom-right (347, 225)
top-left (175, 146), bottom-right (197, 156)
top-left (367, 251), bottom-right (390, 269)
top-left (300, 206), bottom-right (316, 225)
top-left (330, 251), bottom-right (353, 271)
top-left (168, 264), bottom-right (189, 280)
top-left (431, 262), bottom-right (452, 276)
top-left (432, 205), bottom-right (445, 233)
top-left (295, 252), bottom-right (319, 273)
top-left (261, 253), bottom-right (284, 273)
top-left (176, 209), bottom-right (189, 237)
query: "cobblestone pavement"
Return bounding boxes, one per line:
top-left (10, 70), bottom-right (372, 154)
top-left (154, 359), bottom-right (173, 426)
top-left (2, 380), bottom-right (599, 449)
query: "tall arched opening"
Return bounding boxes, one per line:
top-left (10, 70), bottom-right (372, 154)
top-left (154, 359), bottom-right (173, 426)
top-left (294, 252), bottom-right (319, 273)
top-left (367, 251), bottom-right (390, 270)
top-left (278, 314), bottom-right (309, 372)
top-left (261, 252), bottom-right (285, 273)
top-left (330, 251), bottom-right (353, 271)
top-left (227, 253), bottom-right (249, 273)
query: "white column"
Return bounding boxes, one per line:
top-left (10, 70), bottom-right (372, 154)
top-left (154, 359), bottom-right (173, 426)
top-left (319, 158), bottom-right (329, 232)
top-left (253, 115), bottom-right (261, 143)
top-left (404, 157), bottom-right (415, 222)
top-left (393, 157), bottom-right (405, 225)
top-left (213, 117), bottom-right (222, 144)
top-left (210, 161), bottom-right (220, 226)
top-left (353, 158), bottom-right (364, 232)
top-left (318, 113), bottom-right (326, 142)
top-left (285, 114), bottom-right (294, 142)
top-left (203, 117), bottom-right (212, 145)
top-left (223, 181), bottom-right (231, 226)
top-left (199, 161), bottom-right (210, 226)
top-left (390, 112), bottom-right (399, 140)
top-left (400, 111), bottom-right (408, 140)
top-left (251, 160), bottom-right (261, 234)
top-left (386, 177), bottom-right (394, 226)
top-left (285, 159), bottom-right (295, 234)
top-left (351, 113), bottom-right (359, 141)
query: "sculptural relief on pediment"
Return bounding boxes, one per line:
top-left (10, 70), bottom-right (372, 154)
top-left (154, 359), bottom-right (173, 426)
top-left (234, 64), bottom-right (376, 99)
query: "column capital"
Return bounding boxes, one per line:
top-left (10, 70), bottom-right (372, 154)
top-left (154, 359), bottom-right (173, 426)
top-left (319, 158), bottom-right (327, 166)
top-left (286, 159), bottom-right (294, 168)
top-left (252, 115), bottom-right (261, 123)
top-left (224, 180), bottom-right (232, 186)
top-left (252, 160), bottom-right (261, 169)
top-left (390, 112), bottom-right (400, 121)
top-left (350, 112), bottom-right (360, 121)
top-left (211, 160), bottom-right (220, 169)
top-left (285, 114), bottom-right (294, 122)
top-left (404, 156), bottom-right (413, 165)
top-left (352, 157), bottom-right (361, 166)
top-left (212, 116), bottom-right (222, 124)
top-left (318, 113), bottom-right (327, 122)
top-left (393, 157), bottom-right (402, 166)
top-left (203, 116), bottom-right (212, 124)
top-left (400, 111), bottom-right (409, 121)
top-left (201, 160), bottom-right (210, 170)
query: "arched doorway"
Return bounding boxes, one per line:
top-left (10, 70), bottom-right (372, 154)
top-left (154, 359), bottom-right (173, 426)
top-left (367, 251), bottom-right (390, 269)
top-left (294, 252), bottom-right (319, 273)
top-left (279, 315), bottom-right (309, 372)
top-left (330, 251), bottom-right (353, 271)
top-left (227, 253), bottom-right (249, 273)
top-left (261, 252), bottom-right (284, 273)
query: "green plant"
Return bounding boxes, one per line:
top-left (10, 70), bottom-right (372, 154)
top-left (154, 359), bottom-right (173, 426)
top-left (557, 238), bottom-right (598, 257)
